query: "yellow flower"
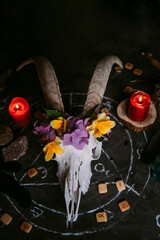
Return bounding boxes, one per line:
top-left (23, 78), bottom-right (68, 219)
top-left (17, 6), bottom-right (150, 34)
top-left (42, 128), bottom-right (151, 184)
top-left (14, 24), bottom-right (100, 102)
top-left (50, 117), bottom-right (67, 135)
top-left (43, 137), bottom-right (64, 161)
top-left (86, 112), bottom-right (116, 138)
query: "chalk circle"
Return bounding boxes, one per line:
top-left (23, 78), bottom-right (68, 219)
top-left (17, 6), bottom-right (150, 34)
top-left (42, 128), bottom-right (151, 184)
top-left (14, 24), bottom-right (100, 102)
top-left (4, 93), bottom-right (150, 236)
top-left (94, 163), bottom-right (106, 173)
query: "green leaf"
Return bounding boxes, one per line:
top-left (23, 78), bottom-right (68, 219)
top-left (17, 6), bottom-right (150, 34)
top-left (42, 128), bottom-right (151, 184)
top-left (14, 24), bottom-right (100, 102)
top-left (44, 108), bottom-right (66, 120)
top-left (85, 104), bottom-right (99, 118)
top-left (96, 137), bottom-right (104, 142)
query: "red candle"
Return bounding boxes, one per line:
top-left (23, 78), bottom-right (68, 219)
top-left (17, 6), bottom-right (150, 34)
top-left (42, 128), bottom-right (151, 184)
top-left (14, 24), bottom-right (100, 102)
top-left (128, 91), bottom-right (151, 122)
top-left (9, 97), bottom-right (31, 127)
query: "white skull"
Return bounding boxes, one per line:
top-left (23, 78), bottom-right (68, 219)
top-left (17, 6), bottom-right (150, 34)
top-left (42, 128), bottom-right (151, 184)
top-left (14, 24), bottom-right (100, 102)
top-left (55, 135), bottom-right (102, 221)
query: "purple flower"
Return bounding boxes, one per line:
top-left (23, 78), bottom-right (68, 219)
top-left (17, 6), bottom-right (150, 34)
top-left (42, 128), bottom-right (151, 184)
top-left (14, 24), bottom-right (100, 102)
top-left (33, 113), bottom-right (56, 144)
top-left (103, 131), bottom-right (111, 141)
top-left (63, 116), bottom-right (90, 150)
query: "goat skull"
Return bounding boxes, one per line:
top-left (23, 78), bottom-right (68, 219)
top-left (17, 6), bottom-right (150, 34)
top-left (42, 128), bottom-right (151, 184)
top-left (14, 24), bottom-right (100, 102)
top-left (56, 134), bottom-right (102, 221)
top-left (17, 55), bottom-right (123, 222)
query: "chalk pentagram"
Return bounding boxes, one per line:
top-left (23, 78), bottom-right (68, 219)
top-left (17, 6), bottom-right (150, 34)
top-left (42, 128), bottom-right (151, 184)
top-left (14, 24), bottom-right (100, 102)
top-left (2, 93), bottom-right (150, 236)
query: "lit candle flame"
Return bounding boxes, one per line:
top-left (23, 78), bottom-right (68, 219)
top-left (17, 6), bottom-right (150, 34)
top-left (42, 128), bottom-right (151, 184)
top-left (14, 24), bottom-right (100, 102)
top-left (138, 96), bottom-right (143, 103)
top-left (15, 104), bottom-right (20, 110)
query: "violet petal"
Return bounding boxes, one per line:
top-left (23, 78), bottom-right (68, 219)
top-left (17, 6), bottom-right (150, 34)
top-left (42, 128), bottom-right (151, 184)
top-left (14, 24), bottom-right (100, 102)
top-left (63, 133), bottom-right (72, 146)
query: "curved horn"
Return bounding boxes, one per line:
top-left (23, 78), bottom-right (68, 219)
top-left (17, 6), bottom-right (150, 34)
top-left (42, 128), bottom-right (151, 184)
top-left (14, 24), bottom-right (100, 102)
top-left (16, 56), bottom-right (64, 112)
top-left (83, 55), bottom-right (123, 115)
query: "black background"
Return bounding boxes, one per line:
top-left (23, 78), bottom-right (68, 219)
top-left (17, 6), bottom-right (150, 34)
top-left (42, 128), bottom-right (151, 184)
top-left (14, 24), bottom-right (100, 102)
top-left (0, 1), bottom-right (160, 239)
top-left (0, 0), bottom-right (160, 94)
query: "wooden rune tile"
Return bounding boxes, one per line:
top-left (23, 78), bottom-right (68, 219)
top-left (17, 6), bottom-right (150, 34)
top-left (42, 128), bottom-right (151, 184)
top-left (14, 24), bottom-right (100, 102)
top-left (141, 52), bottom-right (145, 56)
top-left (0, 213), bottom-right (12, 225)
top-left (125, 62), bottom-right (134, 70)
top-left (115, 66), bottom-right (123, 73)
top-left (98, 183), bottom-right (107, 194)
top-left (96, 212), bottom-right (107, 222)
top-left (133, 68), bottom-right (143, 76)
top-left (27, 167), bottom-right (38, 178)
top-left (33, 110), bottom-right (42, 119)
top-left (20, 221), bottom-right (32, 233)
top-left (100, 108), bottom-right (109, 115)
top-left (0, 85), bottom-right (5, 91)
top-left (118, 200), bottom-right (130, 212)
top-left (116, 180), bottom-right (126, 192)
top-left (124, 86), bottom-right (133, 94)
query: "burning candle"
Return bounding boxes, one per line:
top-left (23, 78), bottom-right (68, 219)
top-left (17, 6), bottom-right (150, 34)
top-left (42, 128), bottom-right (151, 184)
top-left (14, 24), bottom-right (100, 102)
top-left (128, 91), bottom-right (151, 122)
top-left (9, 97), bottom-right (31, 127)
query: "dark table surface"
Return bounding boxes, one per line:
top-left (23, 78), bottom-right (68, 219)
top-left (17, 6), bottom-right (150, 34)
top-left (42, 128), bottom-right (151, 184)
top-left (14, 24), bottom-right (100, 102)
top-left (0, 1), bottom-right (160, 240)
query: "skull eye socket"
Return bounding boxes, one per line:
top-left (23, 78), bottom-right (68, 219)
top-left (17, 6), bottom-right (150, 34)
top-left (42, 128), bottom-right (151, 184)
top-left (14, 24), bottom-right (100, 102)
top-left (92, 147), bottom-right (97, 156)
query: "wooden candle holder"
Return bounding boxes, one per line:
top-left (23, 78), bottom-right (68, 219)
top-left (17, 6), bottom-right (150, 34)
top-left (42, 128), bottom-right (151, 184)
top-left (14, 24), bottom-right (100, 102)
top-left (117, 99), bottom-right (157, 132)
